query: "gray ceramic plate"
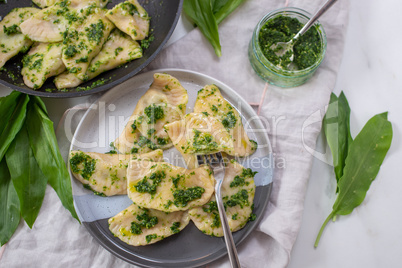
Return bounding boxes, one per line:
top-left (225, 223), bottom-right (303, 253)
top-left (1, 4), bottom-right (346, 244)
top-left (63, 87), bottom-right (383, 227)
top-left (69, 69), bottom-right (273, 267)
top-left (0, 0), bottom-right (182, 98)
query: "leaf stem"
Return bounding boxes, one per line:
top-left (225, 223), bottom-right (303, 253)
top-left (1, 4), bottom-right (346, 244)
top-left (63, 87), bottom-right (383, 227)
top-left (314, 211), bottom-right (335, 248)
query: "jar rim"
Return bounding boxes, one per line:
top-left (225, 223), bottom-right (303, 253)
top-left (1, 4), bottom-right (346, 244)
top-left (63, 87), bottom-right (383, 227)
top-left (253, 7), bottom-right (327, 76)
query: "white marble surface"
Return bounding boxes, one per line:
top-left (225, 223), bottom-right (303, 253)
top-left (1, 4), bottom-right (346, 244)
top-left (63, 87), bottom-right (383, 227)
top-left (0, 0), bottom-right (401, 267)
top-left (288, 0), bottom-right (402, 267)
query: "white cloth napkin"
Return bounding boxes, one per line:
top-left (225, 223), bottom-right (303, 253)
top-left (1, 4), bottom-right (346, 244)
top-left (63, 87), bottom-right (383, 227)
top-left (0, 0), bottom-right (350, 267)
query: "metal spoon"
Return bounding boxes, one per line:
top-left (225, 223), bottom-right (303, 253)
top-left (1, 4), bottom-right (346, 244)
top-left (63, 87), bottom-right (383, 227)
top-left (270, 0), bottom-right (338, 62)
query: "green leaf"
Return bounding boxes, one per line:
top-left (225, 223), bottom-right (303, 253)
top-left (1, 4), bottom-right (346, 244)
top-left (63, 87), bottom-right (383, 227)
top-left (0, 91), bottom-right (21, 132)
top-left (32, 95), bottom-right (48, 114)
top-left (323, 92), bottom-right (353, 188)
top-left (212, 0), bottom-right (229, 14)
top-left (0, 93), bottom-right (29, 162)
top-left (5, 125), bottom-right (48, 228)
top-left (183, 0), bottom-right (222, 57)
top-left (315, 112), bottom-right (392, 247)
top-left (26, 101), bottom-right (79, 222)
top-left (0, 159), bottom-right (21, 246)
top-left (214, 0), bottom-right (245, 25)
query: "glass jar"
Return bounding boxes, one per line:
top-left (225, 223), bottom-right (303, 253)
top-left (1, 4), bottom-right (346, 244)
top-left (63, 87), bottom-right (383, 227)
top-left (248, 7), bottom-right (327, 88)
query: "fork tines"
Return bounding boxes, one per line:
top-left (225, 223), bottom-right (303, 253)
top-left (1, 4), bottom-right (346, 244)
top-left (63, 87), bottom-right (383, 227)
top-left (197, 152), bottom-right (223, 166)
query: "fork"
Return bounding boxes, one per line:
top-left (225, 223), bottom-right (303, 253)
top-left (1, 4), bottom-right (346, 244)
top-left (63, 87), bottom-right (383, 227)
top-left (197, 152), bottom-right (241, 268)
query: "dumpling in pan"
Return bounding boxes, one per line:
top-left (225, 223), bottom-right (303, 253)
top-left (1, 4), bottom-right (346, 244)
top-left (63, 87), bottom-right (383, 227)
top-left (22, 42), bottom-right (66, 89)
top-left (194, 85), bottom-right (257, 157)
top-left (189, 160), bottom-right (256, 237)
top-left (114, 73), bottom-right (188, 153)
top-left (61, 8), bottom-right (114, 80)
top-left (164, 113), bottom-right (235, 169)
top-left (106, 0), bottom-right (150, 41)
top-left (0, 7), bottom-right (40, 69)
top-left (69, 149), bottom-right (163, 196)
top-left (109, 204), bottom-right (190, 246)
top-left (127, 161), bottom-right (214, 212)
top-left (20, 0), bottom-right (101, 43)
top-left (54, 29), bottom-right (142, 89)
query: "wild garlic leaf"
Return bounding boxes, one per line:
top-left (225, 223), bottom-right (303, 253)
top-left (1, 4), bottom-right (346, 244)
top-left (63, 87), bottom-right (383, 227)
top-left (183, 0), bottom-right (222, 57)
top-left (0, 159), bottom-right (20, 246)
top-left (0, 91), bottom-right (21, 132)
top-left (214, 0), bottom-right (245, 25)
top-left (0, 93), bottom-right (29, 162)
top-left (315, 112), bottom-right (392, 247)
top-left (6, 125), bottom-right (48, 228)
top-left (323, 92), bottom-right (352, 188)
top-left (26, 101), bottom-right (79, 222)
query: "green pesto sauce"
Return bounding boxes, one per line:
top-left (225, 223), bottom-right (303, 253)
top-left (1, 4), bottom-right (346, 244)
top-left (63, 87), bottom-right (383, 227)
top-left (229, 168), bottom-right (257, 188)
top-left (157, 137), bottom-right (169, 146)
top-left (74, 78), bottom-right (109, 92)
top-left (202, 201), bottom-right (218, 213)
top-left (121, 2), bottom-right (139, 16)
top-left (259, 15), bottom-right (322, 70)
top-left (173, 186), bottom-right (205, 207)
top-left (86, 20), bottom-right (105, 45)
top-left (226, 189), bottom-right (249, 209)
top-left (211, 104), bottom-right (218, 113)
top-left (83, 184), bottom-right (106, 197)
top-left (147, 128), bottom-right (156, 136)
top-left (135, 170), bottom-right (166, 194)
top-left (130, 208), bottom-right (158, 235)
top-left (115, 47), bottom-right (123, 56)
top-left (202, 201), bottom-right (221, 228)
top-left (249, 213), bottom-right (257, 221)
top-left (222, 111), bottom-right (237, 129)
top-left (136, 209), bottom-right (158, 228)
top-left (3, 24), bottom-right (20, 35)
top-left (230, 176), bottom-right (246, 188)
top-left (22, 53), bottom-right (44, 71)
top-left (145, 234), bottom-right (157, 243)
top-left (136, 136), bottom-right (158, 150)
top-left (75, 56), bottom-right (88, 63)
top-left (64, 45), bottom-right (78, 58)
top-left (141, 34), bottom-right (154, 50)
top-left (130, 222), bottom-right (142, 235)
top-left (0, 67), bottom-right (18, 82)
top-left (241, 168), bottom-right (258, 178)
top-left (170, 222), bottom-right (181, 234)
top-left (171, 174), bottom-right (183, 188)
top-left (144, 104), bottom-right (164, 124)
top-left (70, 152), bottom-right (96, 180)
top-left (192, 129), bottom-right (218, 153)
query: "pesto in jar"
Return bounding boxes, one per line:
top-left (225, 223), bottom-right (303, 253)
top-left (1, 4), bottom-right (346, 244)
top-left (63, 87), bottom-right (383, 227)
top-left (258, 15), bottom-right (322, 70)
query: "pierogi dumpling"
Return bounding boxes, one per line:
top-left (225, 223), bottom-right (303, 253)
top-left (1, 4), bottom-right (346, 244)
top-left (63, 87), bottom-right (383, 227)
top-left (164, 112), bottom-right (235, 169)
top-left (194, 85), bottom-right (257, 157)
top-left (189, 160), bottom-right (256, 237)
top-left (114, 73), bottom-right (188, 153)
top-left (0, 8), bottom-right (40, 69)
top-left (20, 0), bottom-right (102, 43)
top-left (22, 42), bottom-right (66, 89)
top-left (69, 149), bottom-right (163, 196)
top-left (106, 0), bottom-right (150, 41)
top-left (54, 29), bottom-right (142, 89)
top-left (109, 204), bottom-right (190, 246)
top-left (127, 160), bottom-right (214, 212)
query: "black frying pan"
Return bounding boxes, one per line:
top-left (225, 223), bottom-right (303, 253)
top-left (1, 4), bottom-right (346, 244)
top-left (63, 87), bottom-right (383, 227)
top-left (0, 0), bottom-right (183, 98)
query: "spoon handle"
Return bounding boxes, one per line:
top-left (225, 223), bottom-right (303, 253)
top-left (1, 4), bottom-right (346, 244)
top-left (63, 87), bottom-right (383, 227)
top-left (294, 0), bottom-right (338, 39)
